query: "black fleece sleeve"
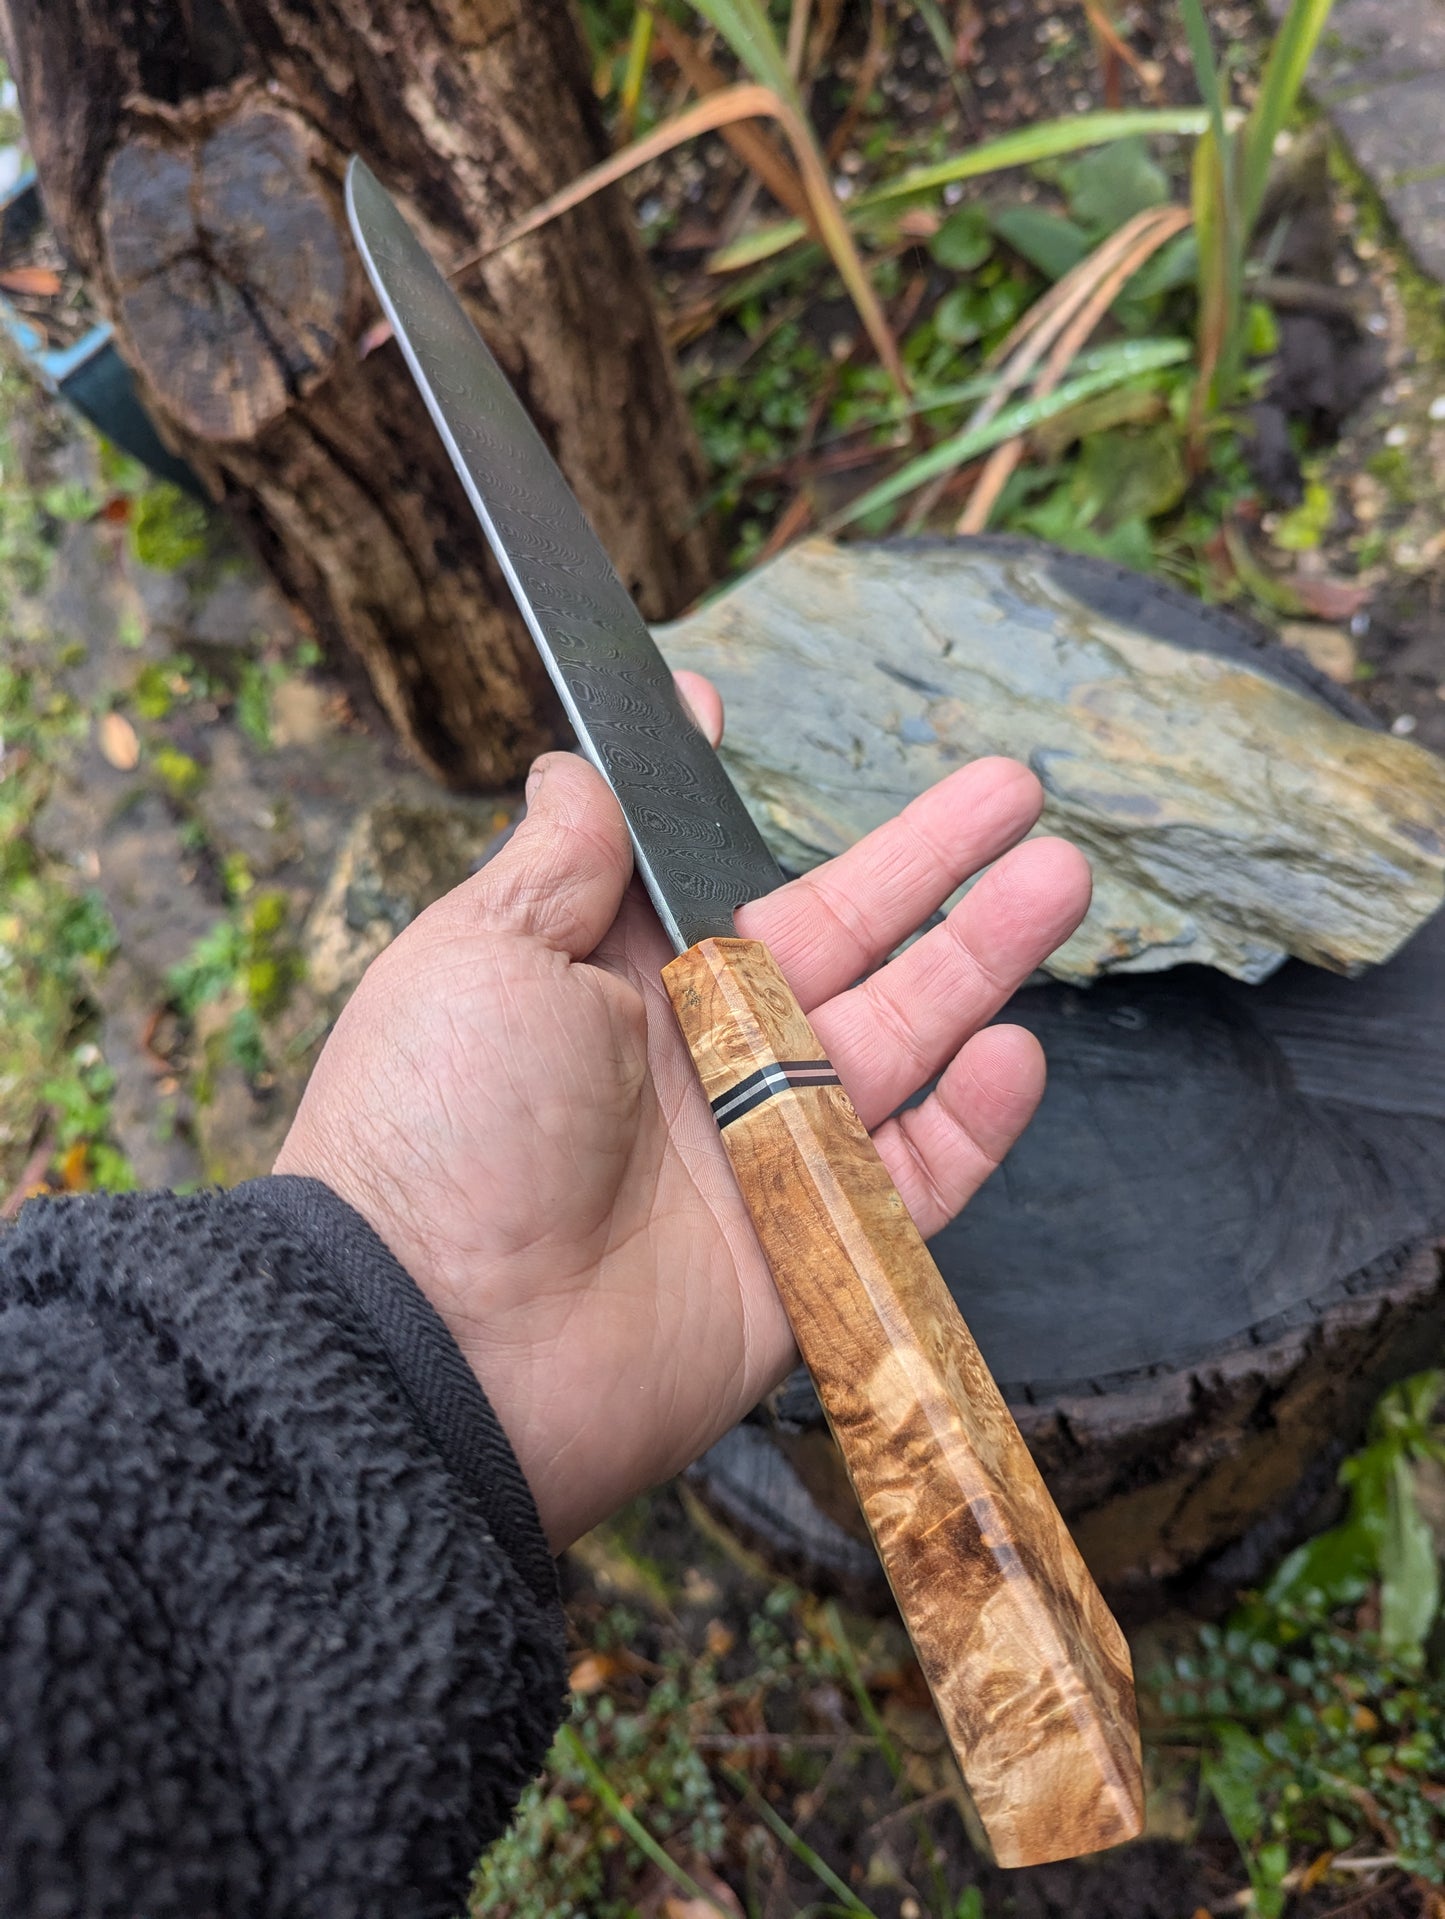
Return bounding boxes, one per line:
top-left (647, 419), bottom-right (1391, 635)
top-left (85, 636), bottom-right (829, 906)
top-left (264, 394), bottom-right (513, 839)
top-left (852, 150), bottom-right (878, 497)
top-left (0, 1177), bottom-right (568, 1919)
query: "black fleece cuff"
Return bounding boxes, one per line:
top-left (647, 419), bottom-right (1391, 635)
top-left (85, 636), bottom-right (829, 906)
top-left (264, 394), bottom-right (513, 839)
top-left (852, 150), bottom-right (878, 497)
top-left (237, 1175), bottom-right (558, 1611)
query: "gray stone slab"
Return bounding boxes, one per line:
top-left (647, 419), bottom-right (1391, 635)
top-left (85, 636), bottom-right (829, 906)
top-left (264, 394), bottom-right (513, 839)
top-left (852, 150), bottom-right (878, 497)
top-left (1310, 0), bottom-right (1445, 97)
top-left (1270, 0), bottom-right (1445, 286)
top-left (659, 537), bottom-right (1445, 985)
top-left (1332, 72), bottom-right (1445, 188)
top-left (1386, 170), bottom-right (1445, 281)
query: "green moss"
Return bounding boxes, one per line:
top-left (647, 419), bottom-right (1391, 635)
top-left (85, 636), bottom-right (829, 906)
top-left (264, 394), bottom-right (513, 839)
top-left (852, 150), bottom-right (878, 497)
top-left (128, 484), bottom-right (212, 573)
top-left (1272, 477), bottom-right (1335, 552)
top-left (1329, 141), bottom-right (1445, 370)
top-left (150, 743), bottom-right (205, 800)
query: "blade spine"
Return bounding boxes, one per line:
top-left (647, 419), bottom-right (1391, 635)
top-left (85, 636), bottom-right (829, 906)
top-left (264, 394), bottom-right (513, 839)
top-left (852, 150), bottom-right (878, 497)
top-left (346, 177), bottom-right (628, 863)
top-left (344, 161), bottom-right (783, 950)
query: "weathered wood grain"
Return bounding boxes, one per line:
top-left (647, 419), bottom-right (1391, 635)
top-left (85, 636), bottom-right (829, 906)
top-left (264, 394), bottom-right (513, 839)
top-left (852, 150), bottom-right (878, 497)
top-left (103, 101), bottom-right (347, 442)
top-left (664, 935), bottom-right (1144, 1868)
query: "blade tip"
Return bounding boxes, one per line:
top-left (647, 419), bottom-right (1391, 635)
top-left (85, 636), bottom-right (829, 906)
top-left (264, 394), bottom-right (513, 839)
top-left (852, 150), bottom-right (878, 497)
top-left (343, 155), bottom-right (377, 232)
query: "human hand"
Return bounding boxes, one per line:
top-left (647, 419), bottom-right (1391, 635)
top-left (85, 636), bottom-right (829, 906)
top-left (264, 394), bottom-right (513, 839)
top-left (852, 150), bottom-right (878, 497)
top-left (275, 673), bottom-right (1091, 1550)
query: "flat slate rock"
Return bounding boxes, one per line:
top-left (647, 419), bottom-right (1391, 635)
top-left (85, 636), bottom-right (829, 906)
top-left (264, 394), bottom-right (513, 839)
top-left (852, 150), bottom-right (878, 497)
top-left (658, 536), bottom-right (1445, 984)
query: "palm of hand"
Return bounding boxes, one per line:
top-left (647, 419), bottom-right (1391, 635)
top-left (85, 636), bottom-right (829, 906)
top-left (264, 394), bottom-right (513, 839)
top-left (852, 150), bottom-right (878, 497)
top-left (278, 688), bottom-right (1089, 1549)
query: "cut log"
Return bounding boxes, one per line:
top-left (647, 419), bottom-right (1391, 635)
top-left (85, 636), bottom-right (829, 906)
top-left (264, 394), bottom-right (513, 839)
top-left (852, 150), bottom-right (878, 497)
top-left (677, 539), bottom-right (1445, 1617)
top-left (693, 912), bottom-right (1445, 1620)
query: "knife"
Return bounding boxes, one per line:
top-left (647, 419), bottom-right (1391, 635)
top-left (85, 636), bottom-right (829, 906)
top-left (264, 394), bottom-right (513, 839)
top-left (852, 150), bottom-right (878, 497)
top-left (345, 157), bottom-right (1143, 1869)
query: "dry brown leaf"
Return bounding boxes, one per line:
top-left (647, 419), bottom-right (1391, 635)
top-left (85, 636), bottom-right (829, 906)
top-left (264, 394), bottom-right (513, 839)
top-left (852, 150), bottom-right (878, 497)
top-left (704, 1618), bottom-right (735, 1659)
top-left (567, 1651), bottom-right (620, 1695)
top-left (59, 1142), bottom-right (90, 1191)
top-left (662, 1891), bottom-right (742, 1919)
top-left (1298, 1850), bottom-right (1337, 1893)
top-left (98, 711), bottom-right (140, 770)
top-left (1289, 572), bottom-right (1371, 622)
top-left (0, 265), bottom-right (63, 297)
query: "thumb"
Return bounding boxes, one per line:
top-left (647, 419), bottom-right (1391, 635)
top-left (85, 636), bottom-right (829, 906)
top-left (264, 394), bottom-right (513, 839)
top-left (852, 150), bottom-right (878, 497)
top-left (462, 750), bottom-right (634, 958)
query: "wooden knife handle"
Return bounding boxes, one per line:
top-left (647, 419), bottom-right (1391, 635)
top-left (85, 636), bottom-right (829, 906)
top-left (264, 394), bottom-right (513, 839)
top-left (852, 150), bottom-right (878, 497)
top-left (663, 936), bottom-right (1143, 1868)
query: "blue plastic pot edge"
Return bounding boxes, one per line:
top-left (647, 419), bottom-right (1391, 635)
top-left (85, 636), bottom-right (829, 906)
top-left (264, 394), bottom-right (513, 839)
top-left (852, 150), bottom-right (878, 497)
top-left (0, 167), bottom-right (115, 390)
top-left (0, 166), bottom-right (204, 498)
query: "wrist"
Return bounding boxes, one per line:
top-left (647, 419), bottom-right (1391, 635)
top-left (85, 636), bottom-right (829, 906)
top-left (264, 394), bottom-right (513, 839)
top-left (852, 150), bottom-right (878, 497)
top-left (266, 1144), bottom-right (570, 1549)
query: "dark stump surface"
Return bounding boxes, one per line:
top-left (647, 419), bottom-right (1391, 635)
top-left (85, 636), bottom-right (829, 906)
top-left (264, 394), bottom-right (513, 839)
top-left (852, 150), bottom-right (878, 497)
top-left (692, 544), bottom-right (1445, 1618)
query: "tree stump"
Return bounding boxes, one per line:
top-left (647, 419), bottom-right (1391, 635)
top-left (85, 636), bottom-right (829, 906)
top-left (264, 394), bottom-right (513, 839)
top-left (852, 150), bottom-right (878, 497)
top-left (679, 541), bottom-right (1445, 1618)
top-left (0, 0), bottom-right (717, 787)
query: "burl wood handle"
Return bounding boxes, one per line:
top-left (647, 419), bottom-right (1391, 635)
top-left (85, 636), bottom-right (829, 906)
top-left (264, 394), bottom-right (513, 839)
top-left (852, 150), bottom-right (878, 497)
top-left (663, 937), bottom-right (1143, 1868)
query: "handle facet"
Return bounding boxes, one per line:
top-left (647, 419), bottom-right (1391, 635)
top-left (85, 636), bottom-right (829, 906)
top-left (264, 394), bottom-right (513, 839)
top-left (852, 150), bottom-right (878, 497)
top-left (663, 936), bottom-right (1143, 1869)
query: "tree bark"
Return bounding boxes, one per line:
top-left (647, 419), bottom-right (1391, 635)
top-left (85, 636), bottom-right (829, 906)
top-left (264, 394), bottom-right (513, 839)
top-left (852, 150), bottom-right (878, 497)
top-left (0, 0), bottom-right (718, 786)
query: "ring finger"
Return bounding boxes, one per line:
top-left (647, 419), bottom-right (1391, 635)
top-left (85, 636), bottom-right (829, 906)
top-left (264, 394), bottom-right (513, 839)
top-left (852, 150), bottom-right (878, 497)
top-left (809, 834), bottom-right (1091, 1129)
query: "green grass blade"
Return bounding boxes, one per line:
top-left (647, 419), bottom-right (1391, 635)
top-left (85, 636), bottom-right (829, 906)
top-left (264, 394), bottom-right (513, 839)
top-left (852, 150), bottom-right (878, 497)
top-left (821, 1602), bottom-right (903, 1782)
top-left (708, 109), bottom-right (1207, 271)
top-left (1240, 0), bottom-right (1335, 228)
top-left (557, 1724), bottom-right (736, 1916)
top-left (855, 107), bottom-right (1208, 209)
top-left (689, 0), bottom-right (797, 99)
top-left (921, 334), bottom-right (1191, 406)
top-left (909, 0), bottom-right (963, 86)
top-left (687, 1), bottom-right (909, 395)
top-left (618, 4), bottom-right (656, 139)
top-left (721, 1765), bottom-right (878, 1916)
top-left (1176, 0), bottom-right (1229, 158)
top-left (830, 341), bottom-right (1193, 530)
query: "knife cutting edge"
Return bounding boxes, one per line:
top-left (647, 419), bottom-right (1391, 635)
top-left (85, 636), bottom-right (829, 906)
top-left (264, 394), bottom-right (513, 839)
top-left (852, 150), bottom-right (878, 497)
top-left (344, 156), bottom-right (1144, 1869)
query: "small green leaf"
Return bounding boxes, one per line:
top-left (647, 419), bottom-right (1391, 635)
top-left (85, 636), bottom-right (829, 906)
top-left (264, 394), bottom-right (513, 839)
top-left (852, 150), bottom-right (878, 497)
top-left (1256, 1842), bottom-right (1291, 1885)
top-left (1074, 422), bottom-right (1188, 525)
top-left (1031, 381), bottom-right (1167, 460)
top-left (236, 661), bottom-right (274, 750)
top-left (930, 204), bottom-right (994, 272)
top-left (1380, 1453), bottom-right (1440, 1659)
top-left (1063, 136), bottom-right (1171, 230)
top-left (1246, 300), bottom-right (1281, 358)
top-left (151, 745), bottom-right (204, 800)
top-left (41, 480), bottom-right (99, 523)
top-left (1204, 1724), bottom-right (1267, 1843)
top-left (934, 288), bottom-right (985, 347)
top-left (991, 205), bottom-right (1091, 283)
top-left (1126, 229), bottom-right (1199, 301)
top-left (1263, 1517), bottom-right (1374, 1612)
top-left (131, 663), bottom-right (175, 722)
top-left (129, 485), bottom-right (211, 572)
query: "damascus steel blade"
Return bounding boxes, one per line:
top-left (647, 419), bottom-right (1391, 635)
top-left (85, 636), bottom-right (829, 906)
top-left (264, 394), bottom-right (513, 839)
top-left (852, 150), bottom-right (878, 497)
top-left (345, 158), bottom-right (783, 952)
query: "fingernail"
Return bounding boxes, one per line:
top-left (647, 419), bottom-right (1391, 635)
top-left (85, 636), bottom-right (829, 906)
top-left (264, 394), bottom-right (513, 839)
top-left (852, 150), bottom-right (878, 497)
top-left (525, 760), bottom-right (546, 803)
